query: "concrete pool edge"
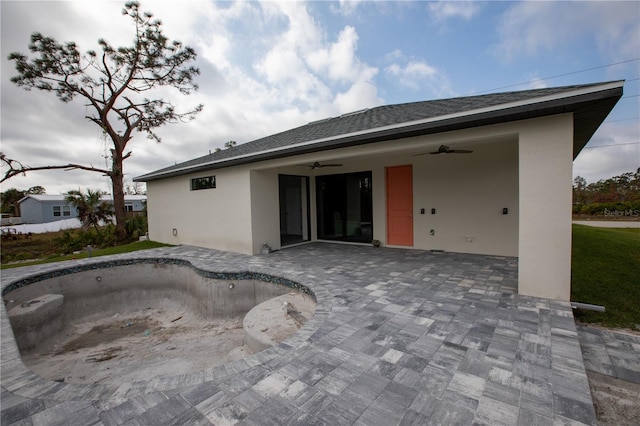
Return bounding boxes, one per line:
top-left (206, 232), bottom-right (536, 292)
top-left (0, 248), bottom-right (332, 402)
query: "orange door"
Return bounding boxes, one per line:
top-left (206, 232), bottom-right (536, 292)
top-left (386, 165), bottom-right (413, 246)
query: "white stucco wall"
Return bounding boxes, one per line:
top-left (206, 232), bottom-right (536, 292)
top-left (146, 166), bottom-right (254, 254)
top-left (249, 169), bottom-right (280, 254)
top-left (145, 114), bottom-right (575, 300)
top-left (518, 114), bottom-right (574, 300)
top-left (412, 138), bottom-right (519, 256)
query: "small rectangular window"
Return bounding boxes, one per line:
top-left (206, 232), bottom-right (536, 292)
top-left (191, 176), bottom-right (216, 191)
top-left (53, 206), bottom-right (61, 217)
top-left (63, 206), bottom-right (71, 216)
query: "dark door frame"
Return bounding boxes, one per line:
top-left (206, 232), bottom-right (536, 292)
top-left (278, 174), bottom-right (310, 246)
top-left (315, 171), bottom-right (373, 243)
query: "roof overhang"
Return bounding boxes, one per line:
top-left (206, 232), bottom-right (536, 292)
top-left (136, 81), bottom-right (623, 182)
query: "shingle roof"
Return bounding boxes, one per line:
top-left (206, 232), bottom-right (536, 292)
top-left (136, 81), bottom-right (623, 181)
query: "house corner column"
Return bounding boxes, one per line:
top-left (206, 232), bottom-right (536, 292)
top-left (518, 115), bottom-right (574, 301)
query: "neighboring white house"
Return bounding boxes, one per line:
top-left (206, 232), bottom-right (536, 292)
top-left (18, 194), bottom-right (146, 224)
top-left (135, 81), bottom-right (624, 301)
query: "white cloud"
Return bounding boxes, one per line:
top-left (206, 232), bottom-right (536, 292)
top-left (573, 121), bottom-right (640, 182)
top-left (0, 1), bottom-right (386, 195)
top-left (306, 26), bottom-right (378, 84)
top-left (573, 144), bottom-right (640, 183)
top-left (384, 49), bottom-right (405, 63)
top-left (252, 12), bottom-right (332, 110)
top-left (386, 61), bottom-right (437, 88)
top-left (428, 1), bottom-right (481, 21)
top-left (523, 74), bottom-right (548, 90)
top-left (254, 4), bottom-right (380, 114)
top-left (334, 81), bottom-right (381, 113)
top-left (384, 57), bottom-right (453, 98)
top-left (494, 2), bottom-right (640, 62)
top-left (333, 0), bottom-right (367, 16)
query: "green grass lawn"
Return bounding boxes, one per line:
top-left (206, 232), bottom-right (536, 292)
top-left (1, 240), bottom-right (171, 270)
top-left (571, 224), bottom-right (640, 329)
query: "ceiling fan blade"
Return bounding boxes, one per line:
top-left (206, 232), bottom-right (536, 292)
top-left (310, 162), bottom-right (343, 169)
top-left (413, 145), bottom-right (473, 155)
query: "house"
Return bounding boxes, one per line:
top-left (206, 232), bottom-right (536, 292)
top-left (135, 81), bottom-right (623, 301)
top-left (18, 194), bottom-right (146, 224)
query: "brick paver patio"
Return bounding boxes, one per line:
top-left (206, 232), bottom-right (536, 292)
top-left (1, 243), bottom-right (602, 425)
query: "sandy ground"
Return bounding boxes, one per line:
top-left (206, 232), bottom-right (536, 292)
top-left (22, 309), bottom-right (251, 385)
top-left (580, 324), bottom-right (640, 425)
top-left (21, 293), bottom-right (316, 386)
top-left (588, 371), bottom-right (640, 425)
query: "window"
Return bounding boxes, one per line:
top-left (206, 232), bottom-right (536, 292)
top-left (125, 204), bottom-right (134, 212)
top-left (53, 205), bottom-right (71, 217)
top-left (191, 176), bottom-right (216, 190)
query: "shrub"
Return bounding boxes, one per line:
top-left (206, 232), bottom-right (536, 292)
top-left (55, 231), bottom-right (85, 254)
top-left (125, 215), bottom-right (148, 241)
top-left (53, 216), bottom-right (147, 254)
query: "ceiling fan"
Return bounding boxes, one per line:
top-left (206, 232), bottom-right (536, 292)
top-left (429, 145), bottom-right (473, 155)
top-left (413, 145), bottom-right (474, 156)
top-left (309, 161), bottom-right (343, 169)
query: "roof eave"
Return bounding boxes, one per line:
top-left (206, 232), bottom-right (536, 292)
top-left (135, 81), bottom-right (623, 182)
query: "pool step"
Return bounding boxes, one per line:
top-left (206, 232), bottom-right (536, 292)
top-left (7, 294), bottom-right (64, 353)
top-left (243, 292), bottom-right (316, 354)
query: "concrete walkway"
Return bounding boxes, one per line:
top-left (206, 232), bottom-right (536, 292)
top-left (0, 243), bottom-right (607, 425)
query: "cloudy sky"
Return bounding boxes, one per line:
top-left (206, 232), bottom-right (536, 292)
top-left (1, 0), bottom-right (638, 195)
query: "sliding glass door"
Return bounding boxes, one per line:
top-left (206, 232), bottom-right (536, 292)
top-left (316, 172), bottom-right (372, 243)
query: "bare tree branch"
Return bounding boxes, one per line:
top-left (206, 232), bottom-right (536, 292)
top-left (1, 153), bottom-right (112, 183)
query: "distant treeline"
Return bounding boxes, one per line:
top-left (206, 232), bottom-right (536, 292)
top-left (573, 168), bottom-right (640, 216)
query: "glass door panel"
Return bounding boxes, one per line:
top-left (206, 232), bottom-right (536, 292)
top-left (316, 172), bottom-right (372, 243)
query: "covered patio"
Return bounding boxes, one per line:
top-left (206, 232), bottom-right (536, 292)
top-left (1, 243), bottom-right (599, 425)
top-left (139, 81), bottom-right (625, 302)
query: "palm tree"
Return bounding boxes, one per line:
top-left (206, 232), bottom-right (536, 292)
top-left (65, 189), bottom-right (114, 233)
top-left (1, 188), bottom-right (25, 216)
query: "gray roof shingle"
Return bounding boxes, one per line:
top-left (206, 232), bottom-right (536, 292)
top-left (136, 81), bottom-right (623, 181)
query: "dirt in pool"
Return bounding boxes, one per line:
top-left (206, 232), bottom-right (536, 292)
top-left (22, 308), bottom-right (250, 385)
